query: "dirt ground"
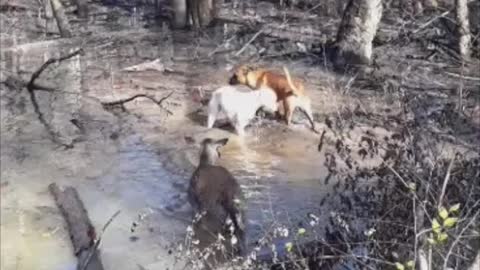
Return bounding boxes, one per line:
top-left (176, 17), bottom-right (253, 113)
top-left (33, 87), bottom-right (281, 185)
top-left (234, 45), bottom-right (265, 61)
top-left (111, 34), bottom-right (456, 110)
top-left (1, 1), bottom-right (479, 270)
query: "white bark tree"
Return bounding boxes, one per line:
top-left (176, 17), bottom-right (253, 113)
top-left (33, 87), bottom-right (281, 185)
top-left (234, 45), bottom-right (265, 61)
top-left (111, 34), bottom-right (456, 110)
top-left (455, 0), bottom-right (471, 60)
top-left (171, 0), bottom-right (215, 29)
top-left (332, 0), bottom-right (383, 70)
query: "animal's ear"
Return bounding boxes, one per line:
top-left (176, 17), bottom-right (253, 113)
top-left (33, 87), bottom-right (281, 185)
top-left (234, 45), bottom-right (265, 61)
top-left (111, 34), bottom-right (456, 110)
top-left (201, 138), bottom-right (213, 146)
top-left (215, 138), bottom-right (229, 147)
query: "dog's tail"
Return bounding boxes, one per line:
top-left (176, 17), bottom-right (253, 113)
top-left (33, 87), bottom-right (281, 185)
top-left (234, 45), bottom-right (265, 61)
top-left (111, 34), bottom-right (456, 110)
top-left (283, 66), bottom-right (300, 96)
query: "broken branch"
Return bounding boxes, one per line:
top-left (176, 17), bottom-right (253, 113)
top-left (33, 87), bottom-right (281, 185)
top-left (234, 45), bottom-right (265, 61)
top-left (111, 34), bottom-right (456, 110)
top-left (101, 91), bottom-right (175, 115)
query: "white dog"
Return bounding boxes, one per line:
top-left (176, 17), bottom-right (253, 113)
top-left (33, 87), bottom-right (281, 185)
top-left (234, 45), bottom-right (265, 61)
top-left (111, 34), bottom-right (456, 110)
top-left (207, 85), bottom-right (278, 136)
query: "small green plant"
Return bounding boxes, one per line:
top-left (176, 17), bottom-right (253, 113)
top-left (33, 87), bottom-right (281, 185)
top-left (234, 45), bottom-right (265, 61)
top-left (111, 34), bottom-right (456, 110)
top-left (394, 259), bottom-right (415, 270)
top-left (427, 203), bottom-right (461, 245)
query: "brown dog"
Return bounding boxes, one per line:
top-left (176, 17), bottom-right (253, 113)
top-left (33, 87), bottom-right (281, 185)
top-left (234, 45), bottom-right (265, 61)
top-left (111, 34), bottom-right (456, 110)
top-left (229, 65), bottom-right (317, 133)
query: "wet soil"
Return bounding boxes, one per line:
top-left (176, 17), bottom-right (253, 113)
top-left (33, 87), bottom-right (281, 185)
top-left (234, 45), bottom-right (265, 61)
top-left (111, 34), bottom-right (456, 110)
top-left (1, 1), bottom-right (479, 270)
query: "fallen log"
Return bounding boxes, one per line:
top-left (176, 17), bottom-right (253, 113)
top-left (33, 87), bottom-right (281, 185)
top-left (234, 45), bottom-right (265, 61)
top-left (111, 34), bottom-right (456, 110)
top-left (49, 183), bottom-right (104, 270)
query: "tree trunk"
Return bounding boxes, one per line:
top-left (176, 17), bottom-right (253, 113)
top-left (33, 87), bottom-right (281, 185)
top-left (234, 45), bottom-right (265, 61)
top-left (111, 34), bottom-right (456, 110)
top-left (73, 0), bottom-right (88, 19)
top-left (171, 0), bottom-right (188, 28)
top-left (455, 0), bottom-right (471, 60)
top-left (332, 0), bottom-right (382, 70)
top-left (50, 0), bottom-right (72, 37)
top-left (171, 0), bottom-right (215, 29)
top-left (189, 0), bottom-right (215, 28)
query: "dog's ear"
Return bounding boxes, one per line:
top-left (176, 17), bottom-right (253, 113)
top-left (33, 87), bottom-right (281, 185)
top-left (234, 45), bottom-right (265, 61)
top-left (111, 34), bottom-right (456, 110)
top-left (215, 138), bottom-right (229, 147)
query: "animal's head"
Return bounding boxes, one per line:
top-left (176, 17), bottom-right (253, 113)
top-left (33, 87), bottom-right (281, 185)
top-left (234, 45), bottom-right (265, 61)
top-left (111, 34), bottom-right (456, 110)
top-left (258, 87), bottom-right (278, 113)
top-left (199, 138), bottom-right (229, 166)
top-left (229, 65), bottom-right (257, 87)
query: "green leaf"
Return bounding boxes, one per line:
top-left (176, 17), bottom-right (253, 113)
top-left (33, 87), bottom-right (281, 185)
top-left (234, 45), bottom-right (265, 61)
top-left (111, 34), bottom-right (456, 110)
top-left (285, 242), bottom-right (293, 252)
top-left (427, 237), bottom-right (436, 245)
top-left (437, 232), bottom-right (448, 243)
top-left (449, 203), bottom-right (461, 213)
top-left (407, 182), bottom-right (416, 192)
top-left (297, 228), bottom-right (306, 236)
top-left (438, 206), bottom-right (449, 220)
top-left (432, 218), bottom-right (441, 234)
top-left (406, 260), bottom-right (415, 269)
top-left (395, 262), bottom-right (405, 270)
top-left (443, 217), bottom-right (458, 228)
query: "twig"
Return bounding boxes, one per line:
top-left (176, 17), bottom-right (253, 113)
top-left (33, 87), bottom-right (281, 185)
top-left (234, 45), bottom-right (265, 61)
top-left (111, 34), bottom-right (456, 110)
top-left (437, 155), bottom-right (455, 209)
top-left (458, 62), bottom-right (465, 114)
top-left (445, 71), bottom-right (480, 82)
top-left (235, 28), bottom-right (264, 57)
top-left (80, 210), bottom-right (121, 270)
top-left (317, 130), bottom-right (326, 152)
top-left (412, 10), bottom-right (451, 35)
top-left (443, 209), bottom-right (480, 269)
top-left (418, 249), bottom-right (429, 270)
top-left (101, 91), bottom-right (174, 115)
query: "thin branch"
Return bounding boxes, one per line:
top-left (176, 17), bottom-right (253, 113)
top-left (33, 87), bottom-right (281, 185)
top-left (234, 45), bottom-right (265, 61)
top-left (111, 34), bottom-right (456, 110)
top-left (80, 210), bottom-right (121, 270)
top-left (443, 210), bottom-right (480, 269)
top-left (235, 28), bottom-right (264, 57)
top-left (101, 92), bottom-right (175, 115)
top-left (27, 48), bottom-right (83, 90)
top-left (437, 155), bottom-right (455, 209)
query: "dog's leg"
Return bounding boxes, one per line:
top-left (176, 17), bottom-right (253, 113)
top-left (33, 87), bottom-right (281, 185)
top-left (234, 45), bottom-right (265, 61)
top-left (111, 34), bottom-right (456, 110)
top-left (234, 116), bottom-right (246, 136)
top-left (299, 97), bottom-right (319, 133)
top-left (207, 101), bottom-right (218, 128)
top-left (284, 96), bottom-right (296, 125)
top-left (235, 122), bottom-right (246, 137)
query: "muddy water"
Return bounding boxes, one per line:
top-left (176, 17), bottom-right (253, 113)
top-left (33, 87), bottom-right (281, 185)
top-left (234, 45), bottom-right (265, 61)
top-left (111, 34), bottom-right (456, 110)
top-left (0, 25), bottom-right (385, 269)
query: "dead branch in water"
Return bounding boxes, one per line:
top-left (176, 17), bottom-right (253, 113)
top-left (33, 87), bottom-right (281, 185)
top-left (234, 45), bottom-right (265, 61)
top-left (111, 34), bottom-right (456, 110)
top-left (101, 91), bottom-right (175, 115)
top-left (27, 49), bottom-right (83, 89)
top-left (49, 183), bottom-right (105, 270)
top-left (25, 48), bottom-right (83, 149)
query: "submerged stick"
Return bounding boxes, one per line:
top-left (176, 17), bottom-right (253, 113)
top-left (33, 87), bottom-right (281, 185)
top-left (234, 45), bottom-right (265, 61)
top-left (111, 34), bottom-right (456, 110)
top-left (49, 183), bottom-right (105, 270)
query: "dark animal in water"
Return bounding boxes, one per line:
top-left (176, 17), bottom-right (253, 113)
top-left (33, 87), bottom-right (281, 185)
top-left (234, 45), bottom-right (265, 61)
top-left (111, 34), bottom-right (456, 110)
top-left (188, 138), bottom-right (246, 254)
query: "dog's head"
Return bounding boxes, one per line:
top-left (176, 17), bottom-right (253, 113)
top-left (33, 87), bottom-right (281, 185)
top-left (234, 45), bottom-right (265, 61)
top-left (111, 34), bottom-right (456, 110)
top-left (229, 65), bottom-right (257, 86)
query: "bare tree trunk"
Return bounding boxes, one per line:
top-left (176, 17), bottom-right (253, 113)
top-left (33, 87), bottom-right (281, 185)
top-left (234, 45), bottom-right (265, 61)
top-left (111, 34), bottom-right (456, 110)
top-left (171, 0), bottom-right (215, 29)
top-left (332, 0), bottom-right (382, 70)
top-left (189, 0), bottom-right (215, 28)
top-left (171, 0), bottom-right (188, 28)
top-left (50, 0), bottom-right (72, 37)
top-left (73, 0), bottom-right (88, 19)
top-left (455, 0), bottom-right (471, 60)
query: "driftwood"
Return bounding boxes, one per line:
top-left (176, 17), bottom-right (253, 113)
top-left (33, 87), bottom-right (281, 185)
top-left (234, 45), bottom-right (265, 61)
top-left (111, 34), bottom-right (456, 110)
top-left (49, 183), bottom-right (104, 270)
